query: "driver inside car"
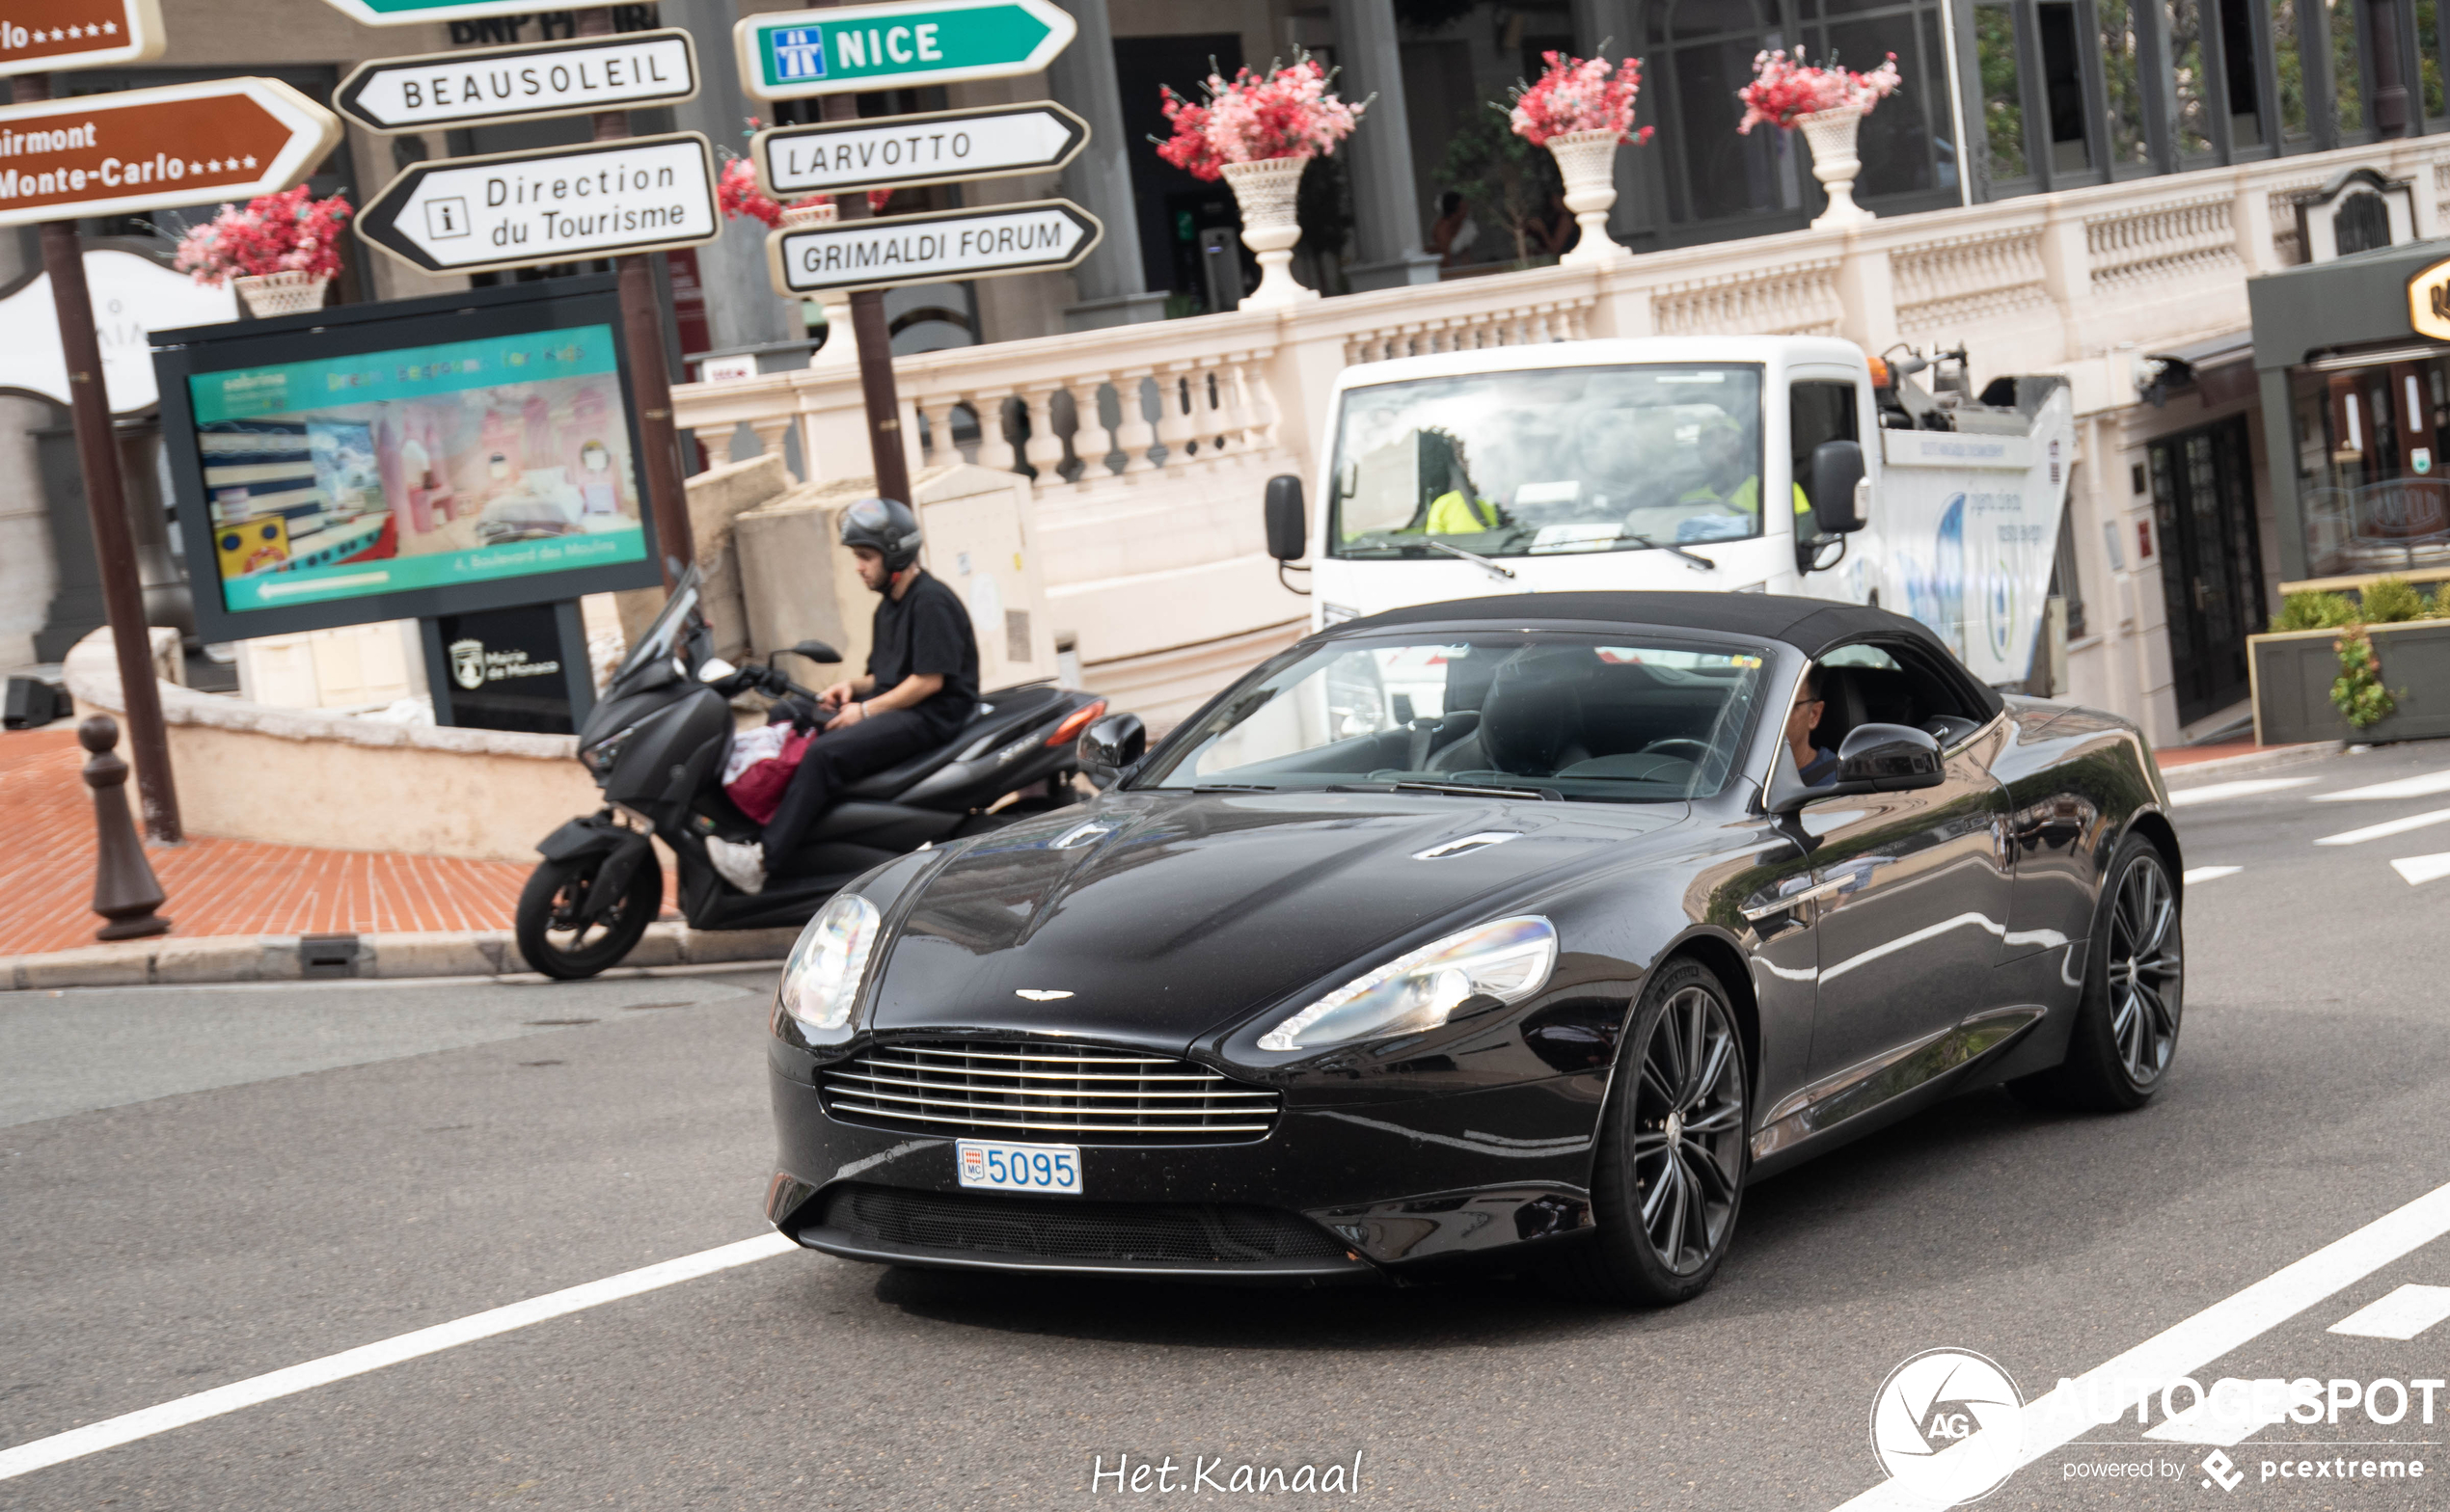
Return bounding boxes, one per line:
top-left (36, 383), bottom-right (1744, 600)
top-left (1785, 663), bottom-right (1838, 786)
top-left (706, 497), bottom-right (980, 895)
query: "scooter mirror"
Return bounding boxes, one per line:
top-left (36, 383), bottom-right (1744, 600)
top-left (784, 639), bottom-right (843, 665)
top-left (698, 658), bottom-right (739, 683)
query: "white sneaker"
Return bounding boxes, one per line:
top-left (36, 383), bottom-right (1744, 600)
top-left (707, 835), bottom-right (766, 895)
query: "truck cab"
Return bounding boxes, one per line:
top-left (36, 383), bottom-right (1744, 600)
top-left (1266, 335), bottom-right (2075, 687)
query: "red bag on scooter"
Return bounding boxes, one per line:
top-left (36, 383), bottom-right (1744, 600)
top-left (722, 722), bottom-right (814, 824)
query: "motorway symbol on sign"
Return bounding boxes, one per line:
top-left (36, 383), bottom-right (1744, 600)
top-left (738, 0), bottom-right (1076, 100)
top-left (0, 0), bottom-right (165, 77)
top-left (767, 198), bottom-right (1101, 295)
top-left (308, 0), bottom-right (611, 26)
top-left (336, 30), bottom-right (698, 134)
top-left (357, 132), bottom-right (721, 277)
top-left (756, 101), bottom-right (1086, 197)
top-left (0, 78), bottom-right (341, 230)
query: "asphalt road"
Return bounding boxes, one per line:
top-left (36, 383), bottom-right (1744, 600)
top-left (5, 741), bottom-right (2449, 1510)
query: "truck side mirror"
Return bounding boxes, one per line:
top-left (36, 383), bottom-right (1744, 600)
top-left (1809, 440), bottom-right (1868, 533)
top-left (1264, 474), bottom-right (1307, 562)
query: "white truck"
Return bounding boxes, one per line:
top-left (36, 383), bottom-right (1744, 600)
top-left (1262, 335), bottom-right (2076, 688)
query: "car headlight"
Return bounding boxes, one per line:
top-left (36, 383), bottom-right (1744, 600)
top-left (775, 893), bottom-right (884, 1041)
top-left (1259, 916), bottom-right (1557, 1051)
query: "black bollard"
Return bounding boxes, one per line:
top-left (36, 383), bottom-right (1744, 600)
top-left (80, 715), bottom-right (171, 941)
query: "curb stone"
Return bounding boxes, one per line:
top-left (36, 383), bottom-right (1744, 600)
top-left (0, 921), bottom-right (802, 991)
top-left (2158, 741), bottom-right (2344, 786)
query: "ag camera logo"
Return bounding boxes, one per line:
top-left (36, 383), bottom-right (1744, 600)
top-left (1870, 1348), bottom-right (2025, 1505)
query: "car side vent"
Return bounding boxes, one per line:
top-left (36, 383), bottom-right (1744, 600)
top-left (1412, 831), bottom-right (1521, 860)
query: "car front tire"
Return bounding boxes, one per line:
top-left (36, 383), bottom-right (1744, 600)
top-left (1547, 956), bottom-right (1750, 1307)
top-left (2010, 830), bottom-right (2184, 1113)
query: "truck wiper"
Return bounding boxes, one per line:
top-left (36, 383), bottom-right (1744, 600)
top-left (1423, 540), bottom-right (1518, 581)
top-left (1624, 532), bottom-right (1716, 572)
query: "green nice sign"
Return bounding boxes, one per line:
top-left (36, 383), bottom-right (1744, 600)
top-left (736, 0), bottom-right (1075, 99)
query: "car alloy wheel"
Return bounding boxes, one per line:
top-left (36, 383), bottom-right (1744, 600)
top-left (2106, 850), bottom-right (2182, 1087)
top-left (1632, 984), bottom-right (1747, 1276)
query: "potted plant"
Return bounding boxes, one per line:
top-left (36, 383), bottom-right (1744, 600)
top-left (171, 186), bottom-right (352, 317)
top-left (1736, 48), bottom-right (1902, 230)
top-left (2249, 579), bottom-right (2450, 742)
top-left (1508, 49), bottom-right (1651, 268)
top-left (1157, 55), bottom-right (1366, 309)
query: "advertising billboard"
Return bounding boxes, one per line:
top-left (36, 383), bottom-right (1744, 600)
top-left (156, 277), bottom-right (662, 641)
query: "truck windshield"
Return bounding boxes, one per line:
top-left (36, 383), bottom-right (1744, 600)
top-left (1326, 364), bottom-right (1768, 560)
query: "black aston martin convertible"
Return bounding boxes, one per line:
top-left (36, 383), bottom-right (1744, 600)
top-left (761, 593), bottom-right (2183, 1304)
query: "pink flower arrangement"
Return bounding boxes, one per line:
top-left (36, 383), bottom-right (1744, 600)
top-left (1156, 55), bottom-right (1365, 182)
top-left (170, 186), bottom-right (352, 284)
top-left (717, 154), bottom-right (889, 224)
top-left (1509, 50), bottom-right (1653, 147)
top-left (1735, 49), bottom-right (1903, 134)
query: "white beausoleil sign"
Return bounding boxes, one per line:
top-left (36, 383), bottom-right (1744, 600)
top-left (0, 249), bottom-right (234, 414)
top-left (335, 31), bottom-right (699, 133)
top-left (755, 101), bottom-right (1086, 196)
top-left (357, 132), bottom-right (720, 276)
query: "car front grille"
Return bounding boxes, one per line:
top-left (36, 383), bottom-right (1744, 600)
top-left (813, 1183), bottom-right (1350, 1264)
top-left (817, 1040), bottom-right (1280, 1145)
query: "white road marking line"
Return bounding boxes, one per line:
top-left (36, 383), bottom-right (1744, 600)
top-left (2140, 1387), bottom-right (2295, 1446)
top-left (0, 1231), bottom-right (796, 1483)
top-left (2166, 777), bottom-right (2318, 807)
top-left (2314, 807), bottom-right (2450, 846)
top-left (2328, 1282), bottom-right (2450, 1340)
top-left (2181, 866), bottom-right (2243, 884)
top-left (2389, 851), bottom-right (2450, 886)
top-left (2311, 768), bottom-right (2450, 802)
top-left (1830, 1176), bottom-right (2450, 1510)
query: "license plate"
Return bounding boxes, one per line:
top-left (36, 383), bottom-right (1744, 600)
top-left (956, 1138), bottom-right (1081, 1194)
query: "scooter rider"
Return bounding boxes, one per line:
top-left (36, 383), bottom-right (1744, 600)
top-left (707, 497), bottom-right (980, 894)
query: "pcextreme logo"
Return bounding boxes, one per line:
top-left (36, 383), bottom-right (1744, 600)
top-left (1869, 1348), bottom-right (2026, 1505)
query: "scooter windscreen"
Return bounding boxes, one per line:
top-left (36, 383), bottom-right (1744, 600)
top-left (610, 568), bottom-right (702, 688)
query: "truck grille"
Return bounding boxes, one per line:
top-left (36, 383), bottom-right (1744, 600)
top-left (818, 1040), bottom-right (1280, 1145)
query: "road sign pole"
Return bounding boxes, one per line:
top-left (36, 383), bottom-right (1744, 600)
top-left (578, 7), bottom-right (694, 587)
top-left (816, 71), bottom-right (912, 505)
top-left (13, 73), bottom-right (179, 843)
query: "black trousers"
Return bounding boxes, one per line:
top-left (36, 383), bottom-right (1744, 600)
top-left (761, 707), bottom-right (941, 865)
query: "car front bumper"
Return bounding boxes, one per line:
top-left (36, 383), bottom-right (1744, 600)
top-left (765, 1064), bottom-right (1609, 1282)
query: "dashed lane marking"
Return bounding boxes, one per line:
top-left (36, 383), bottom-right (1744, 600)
top-left (1830, 1176), bottom-right (2450, 1509)
top-left (2311, 768), bottom-right (2450, 803)
top-left (2387, 851), bottom-right (2450, 886)
top-left (0, 1232), bottom-right (797, 1482)
top-left (2181, 866), bottom-right (2243, 884)
top-left (2314, 807), bottom-right (2450, 846)
top-left (2328, 1282), bottom-right (2450, 1340)
top-left (2166, 778), bottom-right (2318, 807)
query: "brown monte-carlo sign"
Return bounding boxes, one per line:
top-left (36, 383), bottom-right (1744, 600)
top-left (0, 78), bottom-right (341, 230)
top-left (0, 0), bottom-right (166, 77)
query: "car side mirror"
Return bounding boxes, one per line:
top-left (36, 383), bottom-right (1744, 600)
top-left (1077, 712), bottom-right (1147, 788)
top-left (1264, 474), bottom-right (1306, 562)
top-left (783, 639), bottom-right (842, 665)
top-left (1836, 722), bottom-right (1943, 789)
top-left (1809, 439), bottom-right (1867, 533)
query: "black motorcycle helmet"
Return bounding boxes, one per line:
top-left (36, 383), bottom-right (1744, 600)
top-left (839, 496), bottom-right (923, 574)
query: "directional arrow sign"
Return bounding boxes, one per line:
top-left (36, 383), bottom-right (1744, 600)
top-left (0, 78), bottom-right (340, 230)
top-left (756, 101), bottom-right (1086, 198)
top-left (0, 0), bottom-right (167, 77)
top-left (357, 132), bottom-right (720, 277)
top-left (310, 0), bottom-right (603, 26)
top-left (336, 30), bottom-right (698, 134)
top-left (738, 0), bottom-right (1075, 100)
top-left (768, 198), bottom-right (1101, 295)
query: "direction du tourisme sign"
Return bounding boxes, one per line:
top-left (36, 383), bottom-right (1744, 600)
top-left (358, 133), bottom-right (719, 276)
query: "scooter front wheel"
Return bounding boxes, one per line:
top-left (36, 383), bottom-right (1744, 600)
top-left (514, 852), bottom-right (663, 980)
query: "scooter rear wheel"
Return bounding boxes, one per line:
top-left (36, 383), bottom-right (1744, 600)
top-left (515, 852), bottom-right (663, 980)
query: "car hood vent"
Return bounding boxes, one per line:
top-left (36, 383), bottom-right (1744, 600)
top-left (1411, 830), bottom-right (1522, 860)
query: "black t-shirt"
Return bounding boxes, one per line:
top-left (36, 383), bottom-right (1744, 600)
top-left (868, 569), bottom-right (979, 737)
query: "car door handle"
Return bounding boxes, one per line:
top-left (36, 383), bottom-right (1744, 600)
top-left (1740, 878), bottom-right (1850, 920)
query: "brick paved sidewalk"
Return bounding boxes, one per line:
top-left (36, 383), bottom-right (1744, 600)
top-left (0, 727), bottom-right (550, 957)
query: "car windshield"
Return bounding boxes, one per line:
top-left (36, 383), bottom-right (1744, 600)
top-left (1142, 633), bottom-right (1770, 802)
top-left (1326, 364), bottom-right (1767, 560)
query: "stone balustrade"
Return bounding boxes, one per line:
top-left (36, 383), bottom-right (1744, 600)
top-left (675, 136), bottom-right (2450, 723)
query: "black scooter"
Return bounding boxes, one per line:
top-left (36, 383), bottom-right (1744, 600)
top-left (515, 570), bottom-right (1105, 979)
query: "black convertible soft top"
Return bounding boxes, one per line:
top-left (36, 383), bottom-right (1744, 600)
top-left (1328, 592), bottom-right (2004, 716)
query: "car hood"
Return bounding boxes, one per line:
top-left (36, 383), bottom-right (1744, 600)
top-left (865, 790), bottom-right (1690, 1050)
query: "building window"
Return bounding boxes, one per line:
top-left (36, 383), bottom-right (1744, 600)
top-left (1650, 0), bottom-right (1804, 226)
top-left (2419, 0), bottom-right (2446, 118)
top-left (2273, 0), bottom-right (2313, 138)
top-left (1974, 1), bottom-right (2029, 183)
top-left (2174, 0), bottom-right (2219, 158)
top-left (2291, 357), bottom-right (2450, 579)
top-left (2100, 1), bottom-right (2154, 169)
top-left (2219, 0), bottom-right (2267, 145)
top-left (2037, 3), bottom-right (2093, 173)
top-left (2328, 0), bottom-right (2365, 136)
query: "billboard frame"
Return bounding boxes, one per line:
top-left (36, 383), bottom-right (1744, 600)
top-left (154, 275), bottom-right (665, 644)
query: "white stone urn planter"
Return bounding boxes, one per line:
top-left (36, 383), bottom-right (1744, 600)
top-left (781, 202), bottom-right (858, 369)
top-left (1543, 128), bottom-right (1632, 267)
top-left (1219, 154), bottom-right (1319, 309)
top-left (233, 271), bottom-right (329, 317)
top-left (1798, 106), bottom-right (1874, 230)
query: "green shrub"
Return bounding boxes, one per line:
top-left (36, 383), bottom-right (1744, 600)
top-left (2331, 624), bottom-right (2401, 728)
top-left (2358, 576), bottom-right (2426, 623)
top-left (2271, 591), bottom-right (2358, 632)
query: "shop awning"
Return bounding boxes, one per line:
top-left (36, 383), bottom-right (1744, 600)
top-left (2142, 330), bottom-right (2257, 406)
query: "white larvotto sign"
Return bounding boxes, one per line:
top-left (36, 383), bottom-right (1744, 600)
top-left (357, 132), bottom-right (720, 276)
top-left (754, 101), bottom-right (1085, 196)
top-left (335, 30), bottom-right (699, 133)
top-left (768, 199), bottom-right (1100, 295)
